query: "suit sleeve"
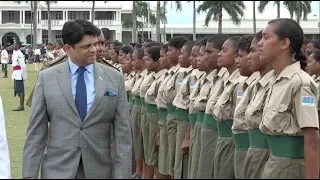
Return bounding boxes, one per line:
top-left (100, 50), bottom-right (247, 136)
top-left (0, 97), bottom-right (11, 179)
top-left (113, 74), bottom-right (132, 179)
top-left (22, 71), bottom-right (49, 178)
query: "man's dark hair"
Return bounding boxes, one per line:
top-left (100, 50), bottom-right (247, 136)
top-left (113, 40), bottom-right (123, 47)
top-left (62, 18), bottom-right (100, 47)
top-left (144, 39), bottom-right (153, 43)
top-left (120, 45), bottom-right (134, 55)
top-left (168, 36), bottom-right (189, 49)
top-left (135, 48), bottom-right (144, 59)
top-left (114, 46), bottom-right (121, 55)
top-left (135, 44), bottom-right (142, 49)
top-left (101, 28), bottom-right (110, 41)
top-left (130, 43), bottom-right (138, 47)
top-left (15, 41), bottom-right (22, 48)
top-left (146, 42), bottom-right (163, 48)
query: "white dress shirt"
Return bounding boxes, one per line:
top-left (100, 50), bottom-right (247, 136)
top-left (1, 50), bottom-right (8, 64)
top-left (34, 49), bottom-right (41, 56)
top-left (0, 97), bottom-right (11, 179)
top-left (11, 50), bottom-right (27, 81)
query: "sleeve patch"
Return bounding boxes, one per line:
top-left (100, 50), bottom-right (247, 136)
top-left (302, 96), bottom-right (315, 106)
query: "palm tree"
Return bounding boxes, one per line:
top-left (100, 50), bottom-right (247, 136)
top-left (122, 1), bottom-right (157, 43)
top-left (132, 1), bottom-right (137, 43)
top-left (192, 1), bottom-right (196, 40)
top-left (45, 1), bottom-right (57, 44)
top-left (253, 1), bottom-right (256, 33)
top-left (156, 1), bottom-right (161, 42)
top-left (161, 1), bottom-right (182, 43)
top-left (197, 1), bottom-right (246, 34)
top-left (83, 1), bottom-right (108, 23)
top-left (283, 1), bottom-right (312, 24)
top-left (258, 1), bottom-right (281, 18)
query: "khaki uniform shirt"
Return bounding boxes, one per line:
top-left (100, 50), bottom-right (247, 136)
top-left (232, 72), bottom-right (261, 133)
top-left (164, 65), bottom-right (184, 105)
top-left (205, 68), bottom-right (229, 114)
top-left (260, 62), bottom-right (319, 136)
top-left (140, 71), bottom-right (155, 98)
top-left (173, 66), bottom-right (194, 110)
top-left (156, 66), bottom-right (179, 109)
top-left (213, 69), bottom-right (241, 121)
top-left (131, 69), bottom-right (148, 97)
top-left (189, 70), bottom-right (206, 114)
top-left (125, 71), bottom-right (136, 93)
top-left (245, 70), bottom-right (275, 129)
top-left (145, 69), bottom-right (167, 105)
top-left (194, 69), bottom-right (219, 112)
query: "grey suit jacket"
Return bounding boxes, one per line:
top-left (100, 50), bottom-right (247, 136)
top-left (22, 61), bottom-right (132, 179)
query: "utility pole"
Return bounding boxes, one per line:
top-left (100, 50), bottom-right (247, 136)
top-left (148, 1), bottom-right (150, 40)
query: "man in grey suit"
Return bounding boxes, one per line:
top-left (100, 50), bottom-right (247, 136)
top-left (22, 19), bottom-right (132, 179)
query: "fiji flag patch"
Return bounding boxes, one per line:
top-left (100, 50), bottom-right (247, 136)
top-left (237, 91), bottom-right (243, 98)
top-left (301, 96), bottom-right (315, 106)
top-left (190, 81), bottom-right (196, 88)
top-left (177, 79), bottom-right (183, 85)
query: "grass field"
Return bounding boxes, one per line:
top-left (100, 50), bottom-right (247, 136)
top-left (0, 64), bottom-right (39, 178)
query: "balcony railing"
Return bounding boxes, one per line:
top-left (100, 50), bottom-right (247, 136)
top-left (94, 20), bottom-right (119, 26)
top-left (40, 20), bottom-right (65, 26)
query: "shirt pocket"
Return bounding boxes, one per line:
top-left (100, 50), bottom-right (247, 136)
top-left (267, 104), bottom-right (291, 131)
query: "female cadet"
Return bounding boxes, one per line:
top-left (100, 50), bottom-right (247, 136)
top-left (307, 50), bottom-right (320, 111)
top-left (172, 41), bottom-right (195, 179)
top-left (144, 46), bottom-right (167, 179)
top-left (232, 35), bottom-right (261, 179)
top-left (259, 18), bottom-right (319, 179)
top-left (164, 36), bottom-right (189, 178)
top-left (139, 47), bottom-right (156, 179)
top-left (197, 34), bottom-right (229, 179)
top-left (180, 40), bottom-right (204, 179)
top-left (119, 45), bottom-right (133, 65)
top-left (123, 51), bottom-right (136, 112)
top-left (212, 36), bottom-right (241, 179)
top-left (155, 44), bottom-right (172, 179)
top-left (243, 31), bottom-right (274, 179)
top-left (188, 37), bottom-right (209, 179)
top-left (131, 48), bottom-right (148, 179)
top-left (110, 46), bottom-right (122, 71)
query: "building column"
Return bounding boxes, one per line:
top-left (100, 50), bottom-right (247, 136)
top-left (20, 10), bottom-right (23, 24)
top-left (116, 29), bottom-right (122, 42)
top-left (89, 11), bottom-right (92, 22)
top-left (37, 29), bottom-right (42, 44)
top-left (66, 11), bottom-right (68, 21)
top-left (23, 10), bottom-right (25, 24)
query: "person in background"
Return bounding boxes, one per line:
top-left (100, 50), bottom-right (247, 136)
top-left (0, 96), bottom-right (11, 179)
top-left (1, 46), bottom-right (9, 78)
top-left (54, 40), bottom-right (65, 58)
top-left (12, 41), bottom-right (27, 111)
top-left (306, 40), bottom-right (320, 56)
top-left (24, 45), bottom-right (30, 61)
top-left (34, 46), bottom-right (41, 71)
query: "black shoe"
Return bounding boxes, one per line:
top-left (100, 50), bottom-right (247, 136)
top-left (13, 106), bottom-right (24, 111)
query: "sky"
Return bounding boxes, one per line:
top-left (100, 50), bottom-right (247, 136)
top-left (146, 1), bottom-right (320, 25)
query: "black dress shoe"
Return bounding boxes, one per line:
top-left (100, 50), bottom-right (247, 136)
top-left (13, 106), bottom-right (24, 111)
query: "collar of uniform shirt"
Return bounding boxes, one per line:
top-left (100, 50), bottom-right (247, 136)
top-left (275, 61), bottom-right (300, 81)
top-left (68, 58), bottom-right (94, 75)
top-left (205, 69), bottom-right (218, 82)
top-left (225, 68), bottom-right (240, 86)
top-left (170, 64), bottom-right (180, 75)
top-left (244, 72), bottom-right (260, 88)
top-left (155, 69), bottom-right (167, 79)
top-left (315, 75), bottom-right (320, 82)
top-left (258, 69), bottom-right (275, 88)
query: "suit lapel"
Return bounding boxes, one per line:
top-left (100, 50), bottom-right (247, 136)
top-left (56, 61), bottom-right (79, 116)
top-left (85, 62), bottom-right (106, 120)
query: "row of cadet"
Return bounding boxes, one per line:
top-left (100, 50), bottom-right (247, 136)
top-left (110, 18), bottom-right (320, 179)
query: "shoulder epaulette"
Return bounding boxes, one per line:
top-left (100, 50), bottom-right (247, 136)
top-left (44, 54), bottom-right (68, 67)
top-left (101, 59), bottom-right (120, 72)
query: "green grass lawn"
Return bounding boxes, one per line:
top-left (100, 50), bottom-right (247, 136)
top-left (0, 64), bottom-right (39, 178)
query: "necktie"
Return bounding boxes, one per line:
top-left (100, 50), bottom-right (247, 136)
top-left (75, 67), bottom-right (87, 121)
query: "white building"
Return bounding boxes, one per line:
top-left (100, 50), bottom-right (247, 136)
top-left (0, 1), bottom-right (320, 47)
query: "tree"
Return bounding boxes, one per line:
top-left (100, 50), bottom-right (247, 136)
top-left (82, 1), bottom-right (108, 23)
top-left (132, 1), bottom-right (137, 43)
top-left (45, 1), bottom-right (57, 44)
top-left (258, 1), bottom-right (281, 18)
top-left (156, 1), bottom-right (161, 42)
top-left (197, 1), bottom-right (246, 34)
top-left (283, 1), bottom-right (311, 24)
top-left (122, 1), bottom-right (156, 43)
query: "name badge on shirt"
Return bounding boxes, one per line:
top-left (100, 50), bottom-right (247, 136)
top-left (302, 96), bottom-right (315, 106)
top-left (190, 81), bottom-right (196, 88)
top-left (177, 79), bottom-right (183, 85)
top-left (237, 91), bottom-right (243, 99)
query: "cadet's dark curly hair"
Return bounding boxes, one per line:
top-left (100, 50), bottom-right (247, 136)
top-left (161, 44), bottom-right (169, 53)
top-left (237, 35), bottom-right (254, 53)
top-left (183, 41), bottom-right (196, 54)
top-left (228, 36), bottom-right (241, 51)
top-left (207, 34), bottom-right (229, 51)
top-left (254, 30), bottom-right (263, 41)
top-left (147, 46), bottom-right (162, 62)
top-left (195, 37), bottom-right (209, 47)
top-left (168, 36), bottom-right (189, 49)
top-left (135, 48), bottom-right (144, 59)
top-left (120, 45), bottom-right (133, 55)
